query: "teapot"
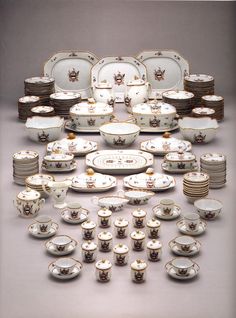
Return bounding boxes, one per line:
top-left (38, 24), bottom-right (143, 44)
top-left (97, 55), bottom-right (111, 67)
top-left (124, 76), bottom-right (151, 113)
top-left (92, 81), bottom-right (115, 108)
top-left (42, 179), bottom-right (71, 209)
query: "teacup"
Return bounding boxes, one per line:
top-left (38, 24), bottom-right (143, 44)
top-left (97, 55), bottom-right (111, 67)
top-left (50, 235), bottom-right (73, 252)
top-left (54, 257), bottom-right (77, 275)
top-left (174, 236), bottom-right (196, 252)
top-left (35, 215), bottom-right (52, 233)
top-left (64, 202), bottom-right (82, 219)
top-left (184, 213), bottom-right (200, 231)
top-left (159, 198), bottom-right (175, 215)
top-left (171, 257), bottom-right (194, 276)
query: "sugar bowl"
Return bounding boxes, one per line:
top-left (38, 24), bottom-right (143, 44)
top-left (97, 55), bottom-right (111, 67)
top-left (131, 259), bottom-right (147, 283)
top-left (146, 239), bottom-right (162, 262)
top-left (81, 241), bottom-right (98, 263)
top-left (113, 244), bottom-right (129, 266)
top-left (146, 218), bottom-right (161, 239)
top-left (13, 188), bottom-right (45, 218)
top-left (97, 231), bottom-right (113, 252)
top-left (95, 259), bottom-right (112, 282)
top-left (130, 230), bottom-right (145, 251)
top-left (132, 208), bottom-right (147, 228)
top-left (81, 220), bottom-right (96, 240)
top-left (97, 207), bottom-right (112, 228)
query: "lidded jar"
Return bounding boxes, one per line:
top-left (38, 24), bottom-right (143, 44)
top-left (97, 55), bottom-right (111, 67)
top-left (113, 243), bottom-right (129, 266)
top-left (97, 207), bottom-right (112, 228)
top-left (131, 259), bottom-right (147, 283)
top-left (146, 239), bottom-right (162, 262)
top-left (95, 259), bottom-right (112, 282)
top-left (132, 208), bottom-right (147, 228)
top-left (114, 217), bottom-right (129, 238)
top-left (146, 218), bottom-right (161, 239)
top-left (130, 230), bottom-right (145, 251)
top-left (97, 231), bottom-right (113, 252)
top-left (81, 220), bottom-right (96, 240)
top-left (81, 240), bottom-right (98, 263)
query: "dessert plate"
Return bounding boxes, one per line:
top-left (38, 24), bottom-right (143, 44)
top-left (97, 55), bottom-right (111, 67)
top-left (153, 204), bottom-right (181, 220)
top-left (86, 150), bottom-right (153, 174)
top-left (91, 56), bottom-right (147, 102)
top-left (28, 222), bottom-right (59, 238)
top-left (44, 51), bottom-right (98, 99)
top-left (136, 50), bottom-right (189, 99)
top-left (48, 260), bottom-right (82, 280)
top-left (176, 219), bottom-right (207, 236)
top-left (165, 261), bottom-right (200, 280)
top-left (61, 209), bottom-right (88, 224)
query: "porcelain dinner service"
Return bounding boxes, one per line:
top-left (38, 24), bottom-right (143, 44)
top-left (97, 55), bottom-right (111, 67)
top-left (97, 208), bottom-right (112, 228)
top-left (113, 244), bottom-right (129, 266)
top-left (165, 257), bottom-right (200, 280)
top-left (13, 150), bottom-right (39, 185)
top-left (18, 95), bottom-right (40, 121)
top-left (192, 107), bottom-right (215, 119)
top-left (201, 95), bottom-right (224, 121)
top-left (48, 257), bottom-right (82, 280)
top-left (42, 179), bottom-right (71, 209)
top-left (169, 236), bottom-right (201, 256)
top-left (153, 198), bottom-right (181, 220)
top-left (114, 217), bottom-right (129, 238)
top-left (92, 81), bottom-right (115, 107)
top-left (60, 202), bottom-right (89, 224)
top-left (132, 208), bottom-right (147, 228)
top-left (29, 215), bottom-right (59, 238)
top-left (45, 235), bottom-right (77, 256)
top-left (97, 231), bottom-right (113, 252)
top-left (50, 91), bottom-right (81, 118)
top-left (194, 198), bottom-right (222, 220)
top-left (177, 213), bottom-right (207, 236)
top-left (92, 194), bottom-right (129, 212)
top-left (200, 153), bottom-right (226, 188)
top-left (25, 173), bottom-right (54, 198)
top-left (130, 230), bottom-right (146, 251)
top-left (81, 220), bottom-right (97, 240)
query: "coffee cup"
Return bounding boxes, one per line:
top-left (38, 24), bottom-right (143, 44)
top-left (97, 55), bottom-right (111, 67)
top-left (54, 257), bottom-right (77, 275)
top-left (160, 198), bottom-right (175, 215)
top-left (171, 257), bottom-right (194, 276)
top-left (184, 213), bottom-right (200, 231)
top-left (50, 235), bottom-right (73, 252)
top-left (174, 236), bottom-right (196, 252)
top-left (35, 215), bottom-right (52, 233)
top-left (64, 202), bottom-right (82, 219)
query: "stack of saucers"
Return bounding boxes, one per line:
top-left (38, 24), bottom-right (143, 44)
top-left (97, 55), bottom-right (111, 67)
top-left (162, 90), bottom-right (194, 116)
top-left (18, 96), bottom-right (40, 121)
top-left (201, 95), bottom-right (224, 121)
top-left (25, 173), bottom-right (55, 198)
top-left (24, 77), bottom-right (55, 105)
top-left (13, 150), bottom-right (39, 185)
top-left (184, 74), bottom-right (214, 107)
top-left (200, 153), bottom-right (226, 189)
top-left (50, 92), bottom-right (81, 118)
top-left (183, 172), bottom-right (209, 202)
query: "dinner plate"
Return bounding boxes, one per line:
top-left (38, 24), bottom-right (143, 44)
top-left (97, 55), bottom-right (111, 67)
top-left (136, 50), bottom-right (189, 99)
top-left (44, 51), bottom-right (98, 99)
top-left (91, 56), bottom-right (147, 102)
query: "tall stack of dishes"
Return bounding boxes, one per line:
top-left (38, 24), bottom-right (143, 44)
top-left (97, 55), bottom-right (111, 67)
top-left (200, 153), bottom-right (226, 189)
top-left (18, 96), bottom-right (40, 121)
top-left (162, 90), bottom-right (194, 116)
top-left (184, 74), bottom-right (214, 107)
top-left (25, 174), bottom-right (55, 198)
top-left (24, 77), bottom-right (55, 105)
top-left (201, 95), bottom-right (224, 121)
top-left (183, 172), bottom-right (209, 202)
top-left (13, 150), bottom-right (39, 185)
top-left (50, 92), bottom-right (81, 118)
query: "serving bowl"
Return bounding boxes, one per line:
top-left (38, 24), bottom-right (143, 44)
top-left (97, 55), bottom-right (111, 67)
top-left (119, 189), bottom-right (155, 205)
top-left (99, 122), bottom-right (140, 148)
top-left (179, 117), bottom-right (218, 144)
top-left (25, 116), bottom-right (64, 143)
top-left (194, 198), bottom-right (222, 220)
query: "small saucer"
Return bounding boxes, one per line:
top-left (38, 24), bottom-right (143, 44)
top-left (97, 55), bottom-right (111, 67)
top-left (169, 240), bottom-right (201, 256)
top-left (153, 204), bottom-right (181, 220)
top-left (46, 239), bottom-right (77, 256)
top-left (176, 219), bottom-right (207, 236)
top-left (48, 261), bottom-right (82, 280)
top-left (29, 222), bottom-right (59, 238)
top-left (61, 209), bottom-right (88, 224)
top-left (165, 262), bottom-right (200, 280)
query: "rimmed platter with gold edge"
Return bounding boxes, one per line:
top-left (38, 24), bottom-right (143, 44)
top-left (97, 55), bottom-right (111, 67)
top-left (123, 168), bottom-right (176, 192)
top-left (67, 168), bottom-right (117, 193)
top-left (140, 132), bottom-right (192, 156)
top-left (91, 56), bottom-right (147, 103)
top-left (46, 133), bottom-right (98, 156)
top-left (136, 50), bottom-right (189, 99)
top-left (44, 51), bottom-right (98, 99)
top-left (86, 150), bottom-right (154, 174)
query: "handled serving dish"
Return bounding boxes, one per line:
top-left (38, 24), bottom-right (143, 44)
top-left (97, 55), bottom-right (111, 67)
top-left (162, 150), bottom-right (198, 173)
top-left (42, 153), bottom-right (76, 172)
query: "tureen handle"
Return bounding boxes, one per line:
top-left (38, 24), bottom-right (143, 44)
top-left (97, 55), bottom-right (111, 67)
top-left (91, 196), bottom-right (99, 205)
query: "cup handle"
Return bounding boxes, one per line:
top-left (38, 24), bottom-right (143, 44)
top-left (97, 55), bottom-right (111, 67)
top-left (92, 196), bottom-right (99, 205)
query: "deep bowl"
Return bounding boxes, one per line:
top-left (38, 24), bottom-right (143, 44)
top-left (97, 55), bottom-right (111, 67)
top-left (194, 198), bottom-right (222, 220)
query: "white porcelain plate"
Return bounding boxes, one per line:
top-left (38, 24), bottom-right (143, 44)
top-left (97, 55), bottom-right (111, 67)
top-left (91, 56), bottom-right (147, 102)
top-left (137, 50), bottom-right (189, 99)
top-left (44, 51), bottom-right (98, 99)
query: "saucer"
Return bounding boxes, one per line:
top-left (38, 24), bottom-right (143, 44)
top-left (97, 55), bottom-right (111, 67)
top-left (165, 261), bottom-right (200, 280)
top-left (176, 219), bottom-right (207, 236)
top-left (46, 239), bottom-right (77, 256)
top-left (153, 204), bottom-right (181, 220)
top-left (48, 261), bottom-right (82, 280)
top-left (169, 240), bottom-right (201, 256)
top-left (29, 222), bottom-right (59, 238)
top-left (61, 209), bottom-right (88, 224)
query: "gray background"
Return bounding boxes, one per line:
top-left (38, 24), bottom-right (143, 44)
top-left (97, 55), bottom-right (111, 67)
top-left (0, 1), bottom-right (236, 318)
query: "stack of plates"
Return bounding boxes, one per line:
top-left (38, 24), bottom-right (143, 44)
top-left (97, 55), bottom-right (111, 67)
top-left (201, 95), bottom-right (224, 121)
top-left (13, 150), bottom-right (39, 185)
top-left (24, 77), bottom-right (55, 105)
top-left (162, 90), bottom-right (194, 116)
top-left (25, 173), bottom-right (55, 198)
top-left (50, 92), bottom-right (81, 118)
top-left (183, 172), bottom-right (209, 202)
top-left (18, 96), bottom-right (40, 121)
top-left (31, 106), bottom-right (55, 117)
top-left (184, 74), bottom-right (214, 107)
top-left (200, 153), bottom-right (226, 189)
top-left (192, 107), bottom-right (215, 119)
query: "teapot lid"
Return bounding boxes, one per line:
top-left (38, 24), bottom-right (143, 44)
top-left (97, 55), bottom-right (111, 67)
top-left (17, 187), bottom-right (41, 200)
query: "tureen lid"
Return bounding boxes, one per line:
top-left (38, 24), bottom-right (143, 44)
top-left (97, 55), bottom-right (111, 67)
top-left (17, 188), bottom-right (41, 200)
top-left (96, 259), bottom-right (112, 270)
top-left (130, 230), bottom-right (145, 240)
top-left (147, 218), bottom-right (161, 228)
top-left (71, 169), bottom-right (116, 189)
top-left (43, 153), bottom-right (74, 162)
top-left (147, 239), bottom-right (162, 249)
top-left (162, 90), bottom-right (194, 100)
top-left (132, 208), bottom-right (147, 218)
top-left (70, 100), bottom-right (113, 115)
top-left (81, 220), bottom-right (96, 229)
top-left (165, 150), bottom-right (196, 162)
top-left (114, 217), bottom-right (129, 227)
top-left (97, 207), bottom-right (112, 217)
top-left (132, 101), bottom-right (176, 115)
top-left (82, 240), bottom-right (97, 251)
top-left (98, 231), bottom-right (113, 240)
top-left (131, 259), bottom-right (147, 271)
top-left (113, 243), bottom-right (129, 254)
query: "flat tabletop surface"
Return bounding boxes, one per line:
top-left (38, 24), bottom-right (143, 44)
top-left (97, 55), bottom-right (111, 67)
top-left (0, 100), bottom-right (235, 318)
